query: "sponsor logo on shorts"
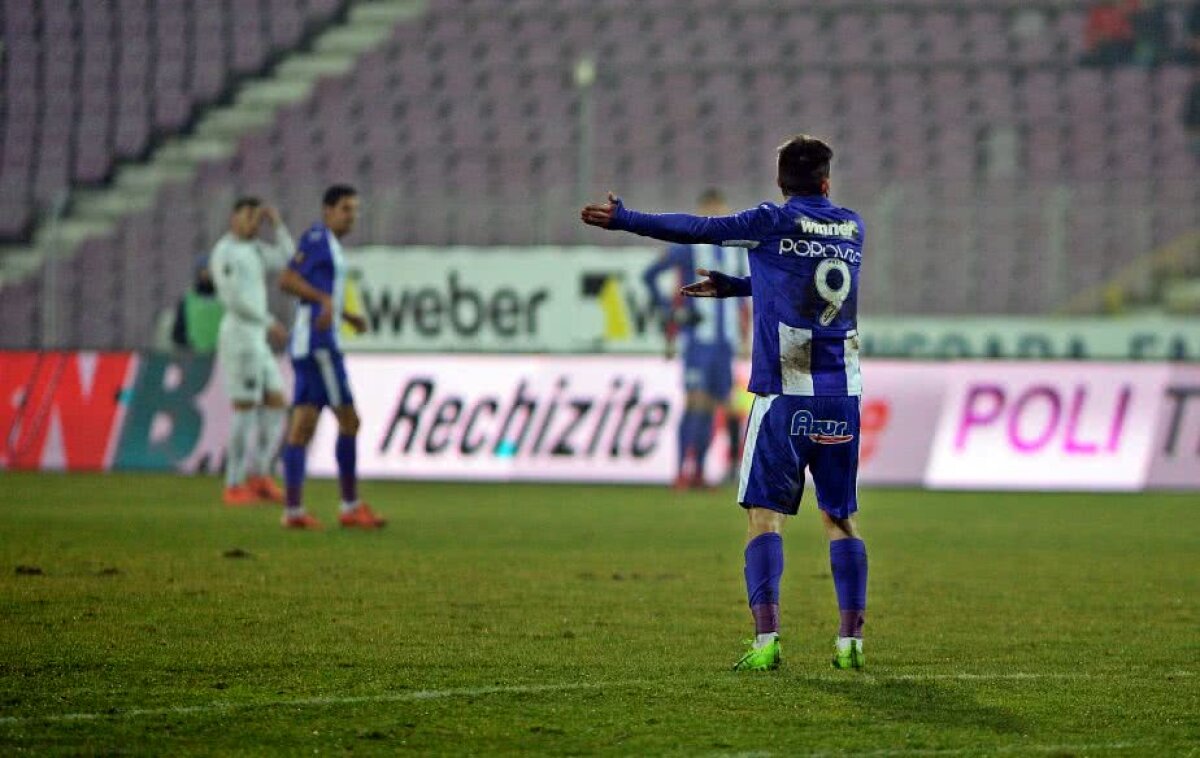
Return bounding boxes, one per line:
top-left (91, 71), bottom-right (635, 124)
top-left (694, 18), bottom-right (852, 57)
top-left (789, 410), bottom-right (854, 444)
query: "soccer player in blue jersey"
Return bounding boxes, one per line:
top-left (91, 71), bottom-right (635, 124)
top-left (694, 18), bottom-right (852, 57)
top-left (642, 188), bottom-right (748, 489)
top-left (582, 135), bottom-right (868, 671)
top-left (277, 185), bottom-right (386, 530)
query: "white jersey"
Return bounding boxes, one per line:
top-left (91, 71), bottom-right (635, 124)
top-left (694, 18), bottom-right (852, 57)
top-left (210, 226), bottom-right (294, 342)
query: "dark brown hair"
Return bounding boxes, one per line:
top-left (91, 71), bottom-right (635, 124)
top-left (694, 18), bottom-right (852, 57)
top-left (776, 135), bottom-right (833, 196)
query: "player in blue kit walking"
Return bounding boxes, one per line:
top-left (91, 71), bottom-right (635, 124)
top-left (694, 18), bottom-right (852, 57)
top-left (582, 135), bottom-right (869, 671)
top-left (278, 185), bottom-right (386, 531)
top-left (642, 189), bottom-right (748, 489)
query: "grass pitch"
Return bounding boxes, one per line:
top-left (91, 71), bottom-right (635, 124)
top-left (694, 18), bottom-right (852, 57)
top-left (0, 472), bottom-right (1196, 756)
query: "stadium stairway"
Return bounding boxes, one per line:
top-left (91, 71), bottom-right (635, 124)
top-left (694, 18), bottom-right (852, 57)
top-left (0, 0), bottom-right (425, 293)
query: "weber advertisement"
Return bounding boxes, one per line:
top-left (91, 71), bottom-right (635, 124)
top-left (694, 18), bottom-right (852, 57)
top-left (346, 246), bottom-right (668, 354)
top-left (343, 247), bottom-right (1200, 360)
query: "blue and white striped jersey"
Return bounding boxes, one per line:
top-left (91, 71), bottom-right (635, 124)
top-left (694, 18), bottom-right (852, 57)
top-left (612, 194), bottom-right (864, 397)
top-left (642, 243), bottom-right (748, 354)
top-left (287, 223), bottom-right (347, 358)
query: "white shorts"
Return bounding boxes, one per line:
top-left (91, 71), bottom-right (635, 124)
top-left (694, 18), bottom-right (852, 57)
top-left (218, 329), bottom-right (284, 404)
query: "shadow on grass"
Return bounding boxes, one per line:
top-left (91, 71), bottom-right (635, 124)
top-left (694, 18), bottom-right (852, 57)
top-left (805, 676), bottom-right (1025, 735)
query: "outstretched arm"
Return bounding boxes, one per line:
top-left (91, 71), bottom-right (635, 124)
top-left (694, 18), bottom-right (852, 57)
top-left (582, 192), bottom-right (769, 247)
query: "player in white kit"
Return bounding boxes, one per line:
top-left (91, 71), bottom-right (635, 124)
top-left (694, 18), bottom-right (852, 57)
top-left (210, 197), bottom-right (294, 505)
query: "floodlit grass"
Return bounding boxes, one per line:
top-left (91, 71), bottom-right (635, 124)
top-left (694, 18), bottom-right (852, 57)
top-left (0, 472), bottom-right (1196, 755)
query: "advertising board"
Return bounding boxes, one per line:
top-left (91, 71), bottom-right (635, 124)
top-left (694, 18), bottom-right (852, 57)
top-left (347, 247), bottom-right (666, 354)
top-left (342, 247), bottom-right (1200, 361)
top-left (306, 355), bottom-right (686, 483)
top-left (3, 351), bottom-right (1197, 491)
top-left (925, 363), bottom-right (1170, 490)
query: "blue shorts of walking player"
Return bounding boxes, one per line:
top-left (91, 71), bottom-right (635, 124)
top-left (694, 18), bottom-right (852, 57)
top-left (737, 394), bottom-right (860, 519)
top-left (683, 343), bottom-right (734, 399)
top-left (291, 349), bottom-right (355, 409)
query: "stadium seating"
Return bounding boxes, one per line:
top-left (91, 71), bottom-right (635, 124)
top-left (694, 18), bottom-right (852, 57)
top-left (1, 1), bottom-right (1197, 347)
top-left (0, 0), bottom-right (348, 240)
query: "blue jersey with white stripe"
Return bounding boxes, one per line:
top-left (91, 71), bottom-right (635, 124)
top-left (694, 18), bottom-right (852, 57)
top-left (288, 224), bottom-right (347, 358)
top-left (642, 243), bottom-right (747, 353)
top-left (612, 195), bottom-right (864, 397)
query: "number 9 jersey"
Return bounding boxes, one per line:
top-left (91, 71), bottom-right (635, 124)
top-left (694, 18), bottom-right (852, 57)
top-left (610, 194), bottom-right (865, 398)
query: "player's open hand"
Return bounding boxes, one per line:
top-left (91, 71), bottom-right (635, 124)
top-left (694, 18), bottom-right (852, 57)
top-left (681, 268), bottom-right (727, 298)
top-left (580, 192), bottom-right (621, 228)
top-left (343, 312), bottom-right (369, 335)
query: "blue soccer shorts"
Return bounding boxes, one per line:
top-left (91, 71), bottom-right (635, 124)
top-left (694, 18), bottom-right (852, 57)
top-left (737, 394), bottom-right (860, 518)
top-left (291, 348), bottom-right (355, 409)
top-left (683, 343), bottom-right (734, 400)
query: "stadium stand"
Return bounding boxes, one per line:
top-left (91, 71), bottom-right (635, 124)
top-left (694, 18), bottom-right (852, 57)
top-left (1, 0), bottom-right (1197, 348)
top-left (0, 0), bottom-right (348, 240)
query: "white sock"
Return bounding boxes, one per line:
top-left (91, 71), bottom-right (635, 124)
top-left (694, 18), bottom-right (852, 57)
top-left (340, 500), bottom-right (360, 514)
top-left (285, 505), bottom-right (306, 518)
top-left (255, 406), bottom-right (287, 477)
top-left (754, 632), bottom-right (778, 649)
top-left (836, 637), bottom-right (862, 652)
top-left (225, 409), bottom-right (255, 488)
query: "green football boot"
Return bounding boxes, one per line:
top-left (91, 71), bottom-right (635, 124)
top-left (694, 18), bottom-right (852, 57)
top-left (831, 638), bottom-right (865, 670)
top-left (732, 637), bottom-right (782, 671)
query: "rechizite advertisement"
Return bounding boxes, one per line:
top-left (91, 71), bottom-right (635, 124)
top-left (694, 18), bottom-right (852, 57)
top-left (306, 355), bottom-right (682, 483)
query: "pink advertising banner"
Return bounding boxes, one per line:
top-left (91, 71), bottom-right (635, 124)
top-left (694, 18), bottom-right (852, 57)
top-left (853, 361), bottom-right (944, 485)
top-left (925, 363), bottom-right (1172, 490)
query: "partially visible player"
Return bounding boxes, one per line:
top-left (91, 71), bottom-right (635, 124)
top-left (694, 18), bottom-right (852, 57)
top-left (277, 185), bottom-right (384, 530)
top-left (209, 197), bottom-right (293, 505)
top-left (582, 135), bottom-right (869, 672)
top-left (641, 188), bottom-right (748, 489)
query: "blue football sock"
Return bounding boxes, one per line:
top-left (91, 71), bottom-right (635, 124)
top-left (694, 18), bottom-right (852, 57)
top-left (744, 532), bottom-right (784, 635)
top-left (830, 538), bottom-right (868, 637)
top-left (692, 411), bottom-right (714, 481)
top-left (282, 443), bottom-right (306, 509)
top-left (725, 413), bottom-right (741, 466)
top-left (676, 410), bottom-right (694, 475)
top-left (335, 434), bottom-right (357, 505)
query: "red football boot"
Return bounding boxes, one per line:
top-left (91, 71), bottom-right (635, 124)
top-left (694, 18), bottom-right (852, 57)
top-left (247, 475), bottom-right (284, 503)
top-left (338, 503), bottom-right (387, 529)
top-left (223, 485), bottom-right (259, 507)
top-left (281, 512), bottom-right (323, 530)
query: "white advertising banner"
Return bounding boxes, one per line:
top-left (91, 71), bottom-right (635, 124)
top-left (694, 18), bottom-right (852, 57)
top-left (308, 354), bottom-right (689, 483)
top-left (345, 246), bottom-right (666, 354)
top-left (925, 363), bottom-right (1171, 490)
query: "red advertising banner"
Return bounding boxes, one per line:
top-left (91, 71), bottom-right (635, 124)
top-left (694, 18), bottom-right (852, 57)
top-left (0, 352), bottom-right (137, 471)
